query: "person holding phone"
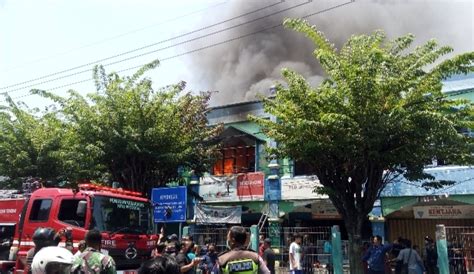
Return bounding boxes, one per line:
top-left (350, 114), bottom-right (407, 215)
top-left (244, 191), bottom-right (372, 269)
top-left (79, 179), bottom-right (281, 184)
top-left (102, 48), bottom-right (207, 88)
top-left (176, 238), bottom-right (201, 274)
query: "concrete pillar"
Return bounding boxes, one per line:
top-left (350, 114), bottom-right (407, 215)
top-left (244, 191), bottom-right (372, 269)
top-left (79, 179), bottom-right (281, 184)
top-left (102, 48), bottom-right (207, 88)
top-left (331, 225), bottom-right (343, 274)
top-left (182, 226), bottom-right (189, 236)
top-left (436, 224), bottom-right (449, 274)
top-left (250, 225), bottom-right (259, 252)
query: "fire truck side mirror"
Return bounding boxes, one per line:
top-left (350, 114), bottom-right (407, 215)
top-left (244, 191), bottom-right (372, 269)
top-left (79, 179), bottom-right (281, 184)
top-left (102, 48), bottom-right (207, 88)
top-left (77, 201), bottom-right (87, 218)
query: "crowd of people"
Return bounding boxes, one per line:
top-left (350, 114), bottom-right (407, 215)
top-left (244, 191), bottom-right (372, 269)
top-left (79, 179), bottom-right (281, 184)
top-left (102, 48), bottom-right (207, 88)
top-left (24, 225), bottom-right (272, 274)
top-left (361, 235), bottom-right (438, 274)
top-left (25, 227), bottom-right (116, 274)
top-left (19, 225), bottom-right (449, 274)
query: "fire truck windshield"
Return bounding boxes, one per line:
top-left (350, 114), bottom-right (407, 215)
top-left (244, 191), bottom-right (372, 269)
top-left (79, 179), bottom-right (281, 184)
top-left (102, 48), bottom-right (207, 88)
top-left (90, 195), bottom-right (151, 235)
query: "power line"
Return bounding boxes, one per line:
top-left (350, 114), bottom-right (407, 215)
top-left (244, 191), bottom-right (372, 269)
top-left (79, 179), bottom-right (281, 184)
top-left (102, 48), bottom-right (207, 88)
top-left (1, 1), bottom-right (229, 73)
top-left (1, 0), bottom-right (355, 102)
top-left (2, 0), bottom-right (303, 95)
top-left (0, 0), bottom-right (286, 91)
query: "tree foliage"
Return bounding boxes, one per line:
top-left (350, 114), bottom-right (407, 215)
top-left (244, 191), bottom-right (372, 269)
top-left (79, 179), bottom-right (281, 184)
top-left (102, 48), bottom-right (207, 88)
top-left (1, 61), bottom-right (222, 194)
top-left (0, 97), bottom-right (68, 189)
top-left (252, 18), bottom-right (474, 273)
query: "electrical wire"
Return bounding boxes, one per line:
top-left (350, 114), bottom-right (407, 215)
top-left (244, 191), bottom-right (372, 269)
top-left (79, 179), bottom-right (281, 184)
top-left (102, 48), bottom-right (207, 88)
top-left (1, 0), bottom-right (306, 94)
top-left (1, 0), bottom-right (229, 73)
top-left (1, 0), bottom-right (354, 102)
top-left (0, 0), bottom-right (286, 91)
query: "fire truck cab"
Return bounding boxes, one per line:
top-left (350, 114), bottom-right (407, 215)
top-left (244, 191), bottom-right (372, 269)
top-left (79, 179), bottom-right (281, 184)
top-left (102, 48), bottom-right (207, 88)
top-left (0, 184), bottom-right (156, 273)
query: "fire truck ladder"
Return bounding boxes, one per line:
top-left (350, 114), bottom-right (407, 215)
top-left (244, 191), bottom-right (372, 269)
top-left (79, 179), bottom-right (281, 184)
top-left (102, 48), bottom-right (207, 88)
top-left (257, 203), bottom-right (269, 233)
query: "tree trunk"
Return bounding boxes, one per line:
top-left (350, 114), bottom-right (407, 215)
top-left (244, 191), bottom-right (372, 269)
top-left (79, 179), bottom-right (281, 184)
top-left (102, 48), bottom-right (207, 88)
top-left (345, 214), bottom-right (365, 274)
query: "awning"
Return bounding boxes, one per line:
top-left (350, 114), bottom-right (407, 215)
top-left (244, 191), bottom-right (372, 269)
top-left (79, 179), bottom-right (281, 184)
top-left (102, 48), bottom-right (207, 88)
top-left (225, 122), bottom-right (269, 142)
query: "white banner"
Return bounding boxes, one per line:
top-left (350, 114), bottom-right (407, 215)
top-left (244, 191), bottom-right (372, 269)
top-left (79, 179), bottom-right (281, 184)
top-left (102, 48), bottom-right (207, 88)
top-left (199, 175), bottom-right (237, 202)
top-left (195, 204), bottom-right (242, 224)
top-left (281, 176), bottom-right (327, 200)
top-left (413, 205), bottom-right (474, 219)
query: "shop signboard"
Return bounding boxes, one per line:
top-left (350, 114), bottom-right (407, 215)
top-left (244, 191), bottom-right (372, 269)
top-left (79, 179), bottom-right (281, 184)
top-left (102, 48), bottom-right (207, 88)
top-left (311, 199), bottom-right (341, 219)
top-left (281, 176), bottom-right (327, 200)
top-left (199, 175), bottom-right (237, 202)
top-left (413, 205), bottom-right (474, 219)
top-left (195, 204), bottom-right (242, 224)
top-left (237, 172), bottom-right (265, 200)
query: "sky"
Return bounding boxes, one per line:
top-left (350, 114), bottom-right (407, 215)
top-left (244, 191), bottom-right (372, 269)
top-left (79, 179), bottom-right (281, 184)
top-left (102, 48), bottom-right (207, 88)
top-left (0, 0), bottom-right (473, 109)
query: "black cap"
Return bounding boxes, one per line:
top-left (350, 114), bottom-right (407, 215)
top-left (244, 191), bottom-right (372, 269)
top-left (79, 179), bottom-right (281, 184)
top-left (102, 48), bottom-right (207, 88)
top-left (264, 238), bottom-right (271, 244)
top-left (425, 236), bottom-right (433, 242)
top-left (168, 234), bottom-right (178, 240)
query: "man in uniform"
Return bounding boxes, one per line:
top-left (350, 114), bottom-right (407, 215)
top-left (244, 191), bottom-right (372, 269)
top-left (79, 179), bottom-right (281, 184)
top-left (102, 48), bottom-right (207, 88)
top-left (72, 229), bottom-right (116, 274)
top-left (213, 226), bottom-right (270, 274)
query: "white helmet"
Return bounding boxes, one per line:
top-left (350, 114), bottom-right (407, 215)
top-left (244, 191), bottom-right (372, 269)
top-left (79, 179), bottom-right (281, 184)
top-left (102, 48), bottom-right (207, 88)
top-left (31, 246), bottom-right (74, 274)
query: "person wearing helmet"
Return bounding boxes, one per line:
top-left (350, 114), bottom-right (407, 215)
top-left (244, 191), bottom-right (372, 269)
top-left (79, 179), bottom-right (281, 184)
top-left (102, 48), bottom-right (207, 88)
top-left (25, 227), bottom-right (57, 274)
top-left (24, 226), bottom-right (73, 273)
top-left (31, 246), bottom-right (74, 274)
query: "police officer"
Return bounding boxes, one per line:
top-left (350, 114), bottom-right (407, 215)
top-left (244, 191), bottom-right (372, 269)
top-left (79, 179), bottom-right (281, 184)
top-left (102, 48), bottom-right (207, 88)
top-left (214, 226), bottom-right (270, 274)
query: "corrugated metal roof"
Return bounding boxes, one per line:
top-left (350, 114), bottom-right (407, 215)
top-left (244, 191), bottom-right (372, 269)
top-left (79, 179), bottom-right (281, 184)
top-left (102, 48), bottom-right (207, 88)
top-left (381, 165), bottom-right (474, 197)
top-left (442, 73), bottom-right (474, 94)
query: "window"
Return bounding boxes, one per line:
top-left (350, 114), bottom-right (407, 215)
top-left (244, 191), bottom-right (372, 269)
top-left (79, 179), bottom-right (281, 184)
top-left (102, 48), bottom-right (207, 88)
top-left (29, 199), bottom-right (52, 221)
top-left (58, 199), bottom-right (86, 227)
top-left (212, 145), bottom-right (255, 175)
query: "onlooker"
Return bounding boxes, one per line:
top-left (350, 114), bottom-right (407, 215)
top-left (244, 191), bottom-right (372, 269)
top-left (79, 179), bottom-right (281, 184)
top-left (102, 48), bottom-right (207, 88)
top-left (262, 239), bottom-right (275, 274)
top-left (176, 241), bottom-right (201, 274)
top-left (31, 246), bottom-right (74, 274)
top-left (25, 227), bottom-right (72, 274)
top-left (412, 245), bottom-right (424, 274)
top-left (213, 226), bottom-right (270, 274)
top-left (74, 240), bottom-right (87, 257)
top-left (182, 235), bottom-right (196, 260)
top-left (323, 236), bottom-right (332, 267)
top-left (289, 233), bottom-right (303, 274)
top-left (391, 237), bottom-right (406, 274)
top-left (303, 234), bottom-right (315, 274)
top-left (166, 241), bottom-right (179, 257)
top-left (259, 234), bottom-right (266, 257)
top-left (168, 234), bottom-right (179, 244)
top-left (423, 236), bottom-right (438, 274)
top-left (71, 229), bottom-right (116, 274)
top-left (362, 235), bottom-right (393, 274)
top-left (152, 243), bottom-right (167, 258)
top-left (394, 239), bottom-right (425, 274)
top-left (138, 255), bottom-right (181, 274)
top-left (361, 241), bottom-right (371, 274)
top-left (199, 243), bottom-right (218, 274)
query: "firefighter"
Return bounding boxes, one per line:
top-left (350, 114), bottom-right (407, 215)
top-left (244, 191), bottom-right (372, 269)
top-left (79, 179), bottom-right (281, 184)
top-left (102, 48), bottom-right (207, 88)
top-left (214, 226), bottom-right (270, 274)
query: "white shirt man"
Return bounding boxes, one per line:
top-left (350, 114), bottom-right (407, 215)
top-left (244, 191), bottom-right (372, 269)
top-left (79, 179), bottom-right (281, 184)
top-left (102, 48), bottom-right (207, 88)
top-left (289, 234), bottom-right (303, 274)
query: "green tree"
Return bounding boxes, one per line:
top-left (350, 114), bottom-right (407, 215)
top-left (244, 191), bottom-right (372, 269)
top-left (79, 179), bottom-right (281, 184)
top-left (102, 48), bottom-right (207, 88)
top-left (35, 60), bottom-right (222, 194)
top-left (0, 96), bottom-right (69, 189)
top-left (252, 18), bottom-right (474, 273)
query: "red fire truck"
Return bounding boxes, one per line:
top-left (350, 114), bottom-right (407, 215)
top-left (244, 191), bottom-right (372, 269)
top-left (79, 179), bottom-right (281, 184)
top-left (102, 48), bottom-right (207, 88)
top-left (0, 184), bottom-right (156, 273)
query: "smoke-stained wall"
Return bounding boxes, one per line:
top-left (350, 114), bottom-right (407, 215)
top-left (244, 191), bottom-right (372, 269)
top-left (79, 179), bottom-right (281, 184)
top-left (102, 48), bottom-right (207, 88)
top-left (188, 0), bottom-right (473, 106)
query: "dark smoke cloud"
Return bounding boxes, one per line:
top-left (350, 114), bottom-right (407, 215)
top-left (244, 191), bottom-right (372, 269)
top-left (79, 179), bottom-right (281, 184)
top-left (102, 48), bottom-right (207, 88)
top-left (188, 0), bottom-right (473, 106)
